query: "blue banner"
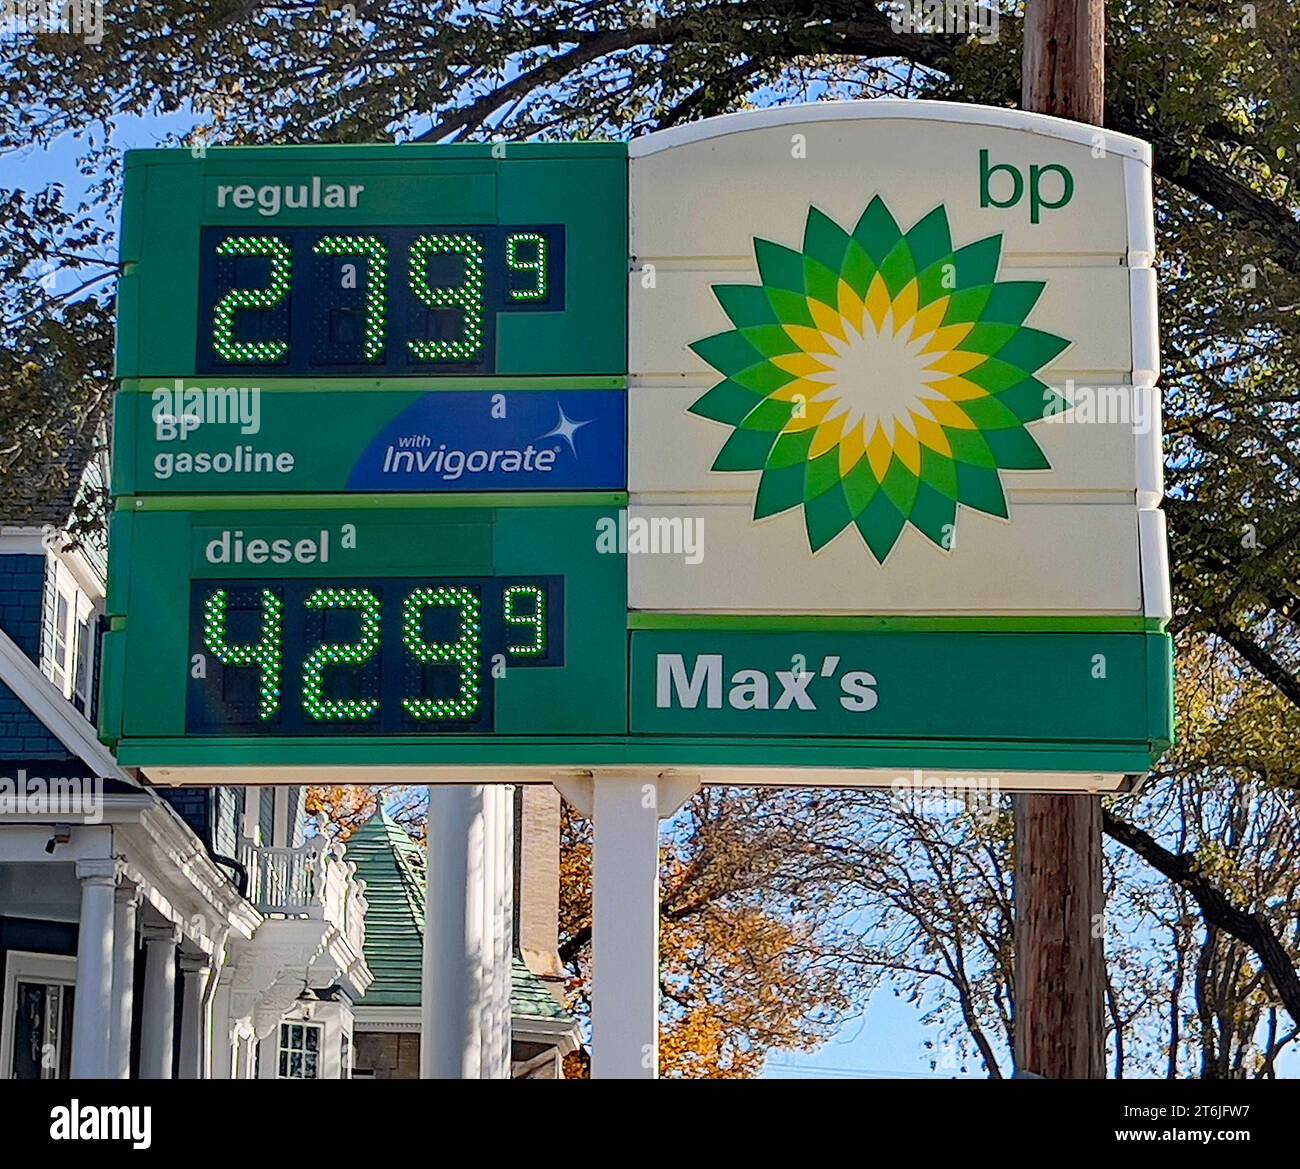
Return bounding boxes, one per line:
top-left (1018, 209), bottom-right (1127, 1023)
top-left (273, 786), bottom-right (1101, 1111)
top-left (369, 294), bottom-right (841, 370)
top-left (347, 389), bottom-right (625, 491)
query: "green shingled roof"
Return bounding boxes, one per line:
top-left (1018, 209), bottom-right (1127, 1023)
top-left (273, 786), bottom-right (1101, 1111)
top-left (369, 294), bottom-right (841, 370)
top-left (510, 954), bottom-right (567, 1022)
top-left (346, 811), bottom-right (426, 1007)
top-left (347, 810), bottom-right (569, 1022)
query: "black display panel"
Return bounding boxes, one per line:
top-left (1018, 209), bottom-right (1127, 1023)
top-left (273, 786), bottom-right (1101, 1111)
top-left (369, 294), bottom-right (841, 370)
top-left (186, 575), bottom-right (564, 734)
top-left (196, 225), bottom-right (566, 376)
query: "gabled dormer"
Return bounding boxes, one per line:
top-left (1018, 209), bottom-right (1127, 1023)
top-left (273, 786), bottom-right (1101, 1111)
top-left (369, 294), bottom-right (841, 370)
top-left (0, 445), bottom-right (109, 753)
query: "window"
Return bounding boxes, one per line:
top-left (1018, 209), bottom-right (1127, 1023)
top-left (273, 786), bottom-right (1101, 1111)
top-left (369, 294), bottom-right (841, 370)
top-left (1, 953), bottom-right (77, 1080)
top-left (50, 591), bottom-right (71, 692)
top-left (12, 981), bottom-right (74, 1079)
top-left (277, 1022), bottom-right (322, 1079)
top-left (72, 616), bottom-right (92, 714)
top-left (340, 1029), bottom-right (351, 1079)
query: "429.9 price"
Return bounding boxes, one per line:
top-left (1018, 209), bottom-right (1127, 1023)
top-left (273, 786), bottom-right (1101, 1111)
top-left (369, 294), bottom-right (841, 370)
top-left (187, 576), bottom-right (564, 735)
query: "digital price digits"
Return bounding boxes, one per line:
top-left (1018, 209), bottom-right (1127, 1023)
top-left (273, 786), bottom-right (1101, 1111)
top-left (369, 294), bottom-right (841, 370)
top-left (197, 225), bottom-right (564, 376)
top-left (187, 576), bottom-right (563, 735)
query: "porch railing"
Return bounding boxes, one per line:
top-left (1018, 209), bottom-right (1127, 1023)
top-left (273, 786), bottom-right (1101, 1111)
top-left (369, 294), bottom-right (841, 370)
top-left (242, 841), bottom-right (315, 911)
top-left (238, 815), bottom-right (367, 954)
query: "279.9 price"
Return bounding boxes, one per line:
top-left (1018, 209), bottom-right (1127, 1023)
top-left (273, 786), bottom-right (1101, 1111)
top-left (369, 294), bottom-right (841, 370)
top-left (197, 224), bottom-right (564, 376)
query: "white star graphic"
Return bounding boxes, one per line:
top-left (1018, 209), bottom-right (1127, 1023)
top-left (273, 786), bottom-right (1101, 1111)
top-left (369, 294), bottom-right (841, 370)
top-left (539, 404), bottom-right (591, 456)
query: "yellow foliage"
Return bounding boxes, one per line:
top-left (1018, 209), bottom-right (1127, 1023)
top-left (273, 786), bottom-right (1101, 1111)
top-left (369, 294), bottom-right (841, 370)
top-left (558, 798), bottom-right (849, 1077)
top-left (1170, 633), bottom-right (1300, 789)
top-left (304, 785), bottom-right (380, 842)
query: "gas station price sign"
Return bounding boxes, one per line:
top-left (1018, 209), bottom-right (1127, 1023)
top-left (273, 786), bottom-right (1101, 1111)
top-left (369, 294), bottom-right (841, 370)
top-left (104, 143), bottom-right (632, 781)
top-left (196, 225), bottom-right (566, 376)
top-left (104, 115), bottom-right (1171, 792)
top-left (188, 575), bottom-right (564, 735)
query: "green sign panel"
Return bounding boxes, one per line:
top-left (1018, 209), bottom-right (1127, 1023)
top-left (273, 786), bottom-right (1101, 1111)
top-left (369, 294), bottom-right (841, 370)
top-left (112, 378), bottom-right (627, 496)
top-left (100, 501), bottom-right (628, 750)
top-left (117, 144), bottom-right (627, 378)
top-left (106, 144), bottom-right (637, 775)
top-left (630, 628), bottom-right (1172, 758)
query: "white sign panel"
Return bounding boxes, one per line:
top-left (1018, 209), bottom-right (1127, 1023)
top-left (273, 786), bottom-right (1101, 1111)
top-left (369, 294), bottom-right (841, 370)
top-left (628, 102), bottom-right (1165, 617)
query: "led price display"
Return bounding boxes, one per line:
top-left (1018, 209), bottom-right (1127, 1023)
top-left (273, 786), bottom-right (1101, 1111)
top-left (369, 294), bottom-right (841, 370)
top-left (187, 576), bottom-right (564, 734)
top-left (196, 226), bottom-right (565, 376)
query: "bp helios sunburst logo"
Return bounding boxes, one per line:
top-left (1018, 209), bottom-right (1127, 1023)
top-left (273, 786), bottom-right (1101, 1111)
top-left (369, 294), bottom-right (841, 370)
top-left (688, 197), bottom-right (1070, 563)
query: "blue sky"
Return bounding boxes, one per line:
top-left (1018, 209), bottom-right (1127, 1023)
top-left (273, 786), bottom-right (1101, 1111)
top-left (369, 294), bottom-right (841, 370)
top-left (766, 989), bottom-right (987, 1079)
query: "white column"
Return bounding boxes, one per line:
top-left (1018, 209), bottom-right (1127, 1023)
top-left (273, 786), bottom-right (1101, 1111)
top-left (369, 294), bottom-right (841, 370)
top-left (590, 773), bottom-right (661, 1079)
top-left (562, 770), bottom-right (698, 1079)
top-left (177, 954), bottom-right (211, 1079)
top-left (421, 784), bottom-right (484, 1079)
top-left (208, 987), bottom-right (232, 1079)
top-left (230, 1020), bottom-right (256, 1079)
top-left (482, 784), bottom-right (514, 1079)
top-left (109, 878), bottom-right (141, 1078)
top-left (499, 785), bottom-right (515, 1077)
top-left (139, 923), bottom-right (180, 1079)
top-left (479, 783), bottom-right (499, 1078)
top-left (479, 785), bottom-right (513, 1079)
top-left (71, 858), bottom-right (117, 1079)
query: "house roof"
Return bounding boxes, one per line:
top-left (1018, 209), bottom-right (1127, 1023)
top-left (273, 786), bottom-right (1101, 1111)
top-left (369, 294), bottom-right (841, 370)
top-left (0, 625), bottom-right (135, 786)
top-left (346, 809), bottom-right (569, 1023)
top-left (4, 436), bottom-right (106, 524)
top-left (509, 953), bottom-right (568, 1023)
top-left (3, 438), bottom-right (94, 527)
top-left (2, 443), bottom-right (110, 578)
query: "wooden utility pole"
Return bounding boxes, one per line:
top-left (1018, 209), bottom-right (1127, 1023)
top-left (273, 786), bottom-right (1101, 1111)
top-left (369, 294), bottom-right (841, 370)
top-left (1014, 0), bottom-right (1107, 1080)
top-left (1022, 0), bottom-right (1105, 123)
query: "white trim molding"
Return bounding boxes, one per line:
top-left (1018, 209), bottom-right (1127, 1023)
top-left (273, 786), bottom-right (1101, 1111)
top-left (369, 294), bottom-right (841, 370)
top-left (0, 626), bottom-right (133, 785)
top-left (143, 763), bottom-right (1138, 793)
top-left (513, 1014), bottom-right (580, 1057)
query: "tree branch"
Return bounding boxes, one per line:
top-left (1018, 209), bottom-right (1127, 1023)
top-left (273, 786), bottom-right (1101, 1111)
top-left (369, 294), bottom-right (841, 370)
top-left (1212, 623), bottom-right (1300, 712)
top-left (1103, 809), bottom-right (1300, 1028)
